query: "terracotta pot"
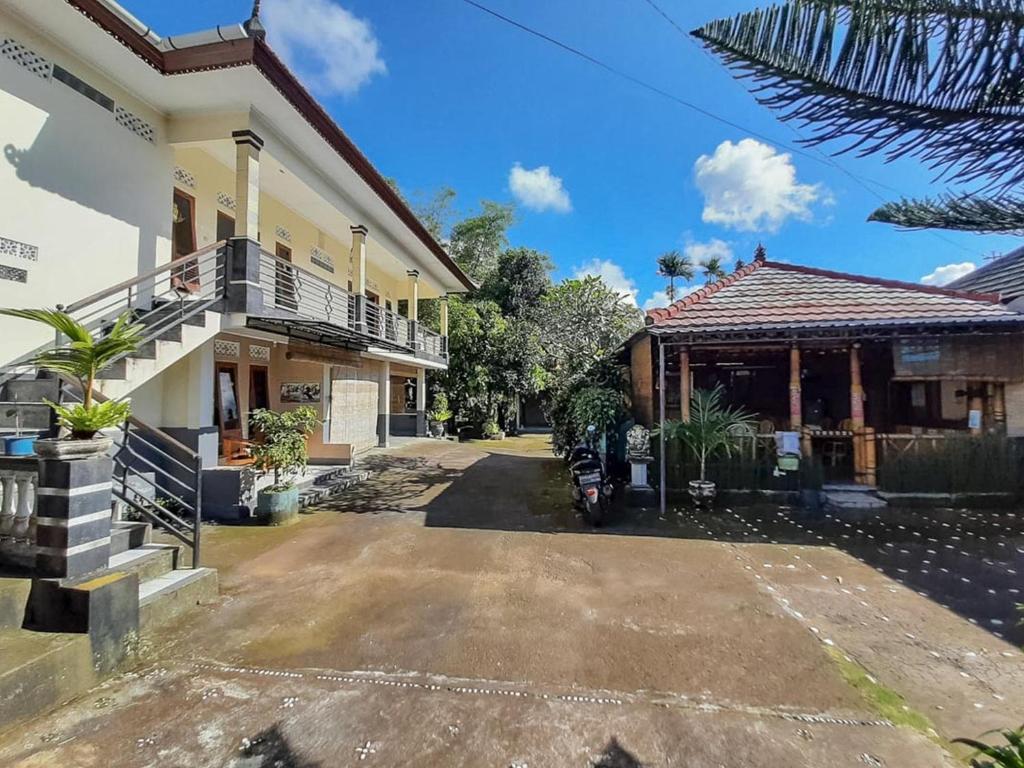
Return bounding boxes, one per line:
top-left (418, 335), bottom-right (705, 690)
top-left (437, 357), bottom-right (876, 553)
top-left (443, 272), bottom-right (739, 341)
top-left (34, 436), bottom-right (113, 460)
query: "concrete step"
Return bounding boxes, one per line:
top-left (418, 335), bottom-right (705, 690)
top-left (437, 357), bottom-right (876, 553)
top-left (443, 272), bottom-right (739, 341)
top-left (110, 520), bottom-right (152, 555)
top-left (139, 567), bottom-right (217, 631)
top-left (108, 544), bottom-right (179, 583)
top-left (0, 628), bottom-right (95, 734)
top-left (0, 577), bottom-right (30, 630)
top-left (299, 470), bottom-right (370, 508)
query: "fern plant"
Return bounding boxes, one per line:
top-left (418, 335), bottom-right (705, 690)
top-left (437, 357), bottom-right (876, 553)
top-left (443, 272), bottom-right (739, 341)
top-left (692, 0), bottom-right (1024, 233)
top-left (0, 309), bottom-right (143, 437)
top-left (953, 725), bottom-right (1024, 767)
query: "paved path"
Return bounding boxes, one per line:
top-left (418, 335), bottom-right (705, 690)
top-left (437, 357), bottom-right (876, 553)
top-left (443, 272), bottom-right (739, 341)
top-left (3, 436), bottom-right (1016, 766)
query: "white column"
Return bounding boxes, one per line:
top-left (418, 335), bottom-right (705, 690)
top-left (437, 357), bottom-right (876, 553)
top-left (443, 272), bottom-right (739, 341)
top-left (232, 130), bottom-right (263, 239)
top-left (416, 367), bottom-right (427, 437)
top-left (406, 271), bottom-right (419, 321)
top-left (439, 295), bottom-right (449, 337)
top-left (377, 361), bottom-right (391, 448)
top-left (351, 225), bottom-right (367, 296)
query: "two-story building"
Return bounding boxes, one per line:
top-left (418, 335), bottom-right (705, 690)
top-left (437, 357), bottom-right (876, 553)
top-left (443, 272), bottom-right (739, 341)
top-left (0, 0), bottom-right (472, 473)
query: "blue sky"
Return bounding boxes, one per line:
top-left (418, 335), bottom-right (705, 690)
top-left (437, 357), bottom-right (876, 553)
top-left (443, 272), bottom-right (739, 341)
top-left (124, 0), bottom-right (1019, 308)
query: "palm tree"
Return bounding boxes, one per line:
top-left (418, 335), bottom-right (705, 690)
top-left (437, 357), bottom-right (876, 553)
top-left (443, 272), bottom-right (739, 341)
top-left (700, 257), bottom-right (726, 285)
top-left (692, 2), bottom-right (1024, 234)
top-left (662, 386), bottom-right (755, 482)
top-left (656, 250), bottom-right (694, 302)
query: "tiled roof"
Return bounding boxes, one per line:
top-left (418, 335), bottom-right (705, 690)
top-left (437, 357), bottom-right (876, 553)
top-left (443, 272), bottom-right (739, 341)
top-left (946, 246), bottom-right (1024, 302)
top-left (646, 259), bottom-right (1021, 334)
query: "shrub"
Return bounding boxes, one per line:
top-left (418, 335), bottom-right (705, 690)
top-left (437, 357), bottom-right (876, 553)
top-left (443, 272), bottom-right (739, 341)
top-left (427, 393), bottom-right (453, 423)
top-left (953, 725), bottom-right (1024, 767)
top-left (248, 407), bottom-right (320, 491)
top-left (482, 418), bottom-right (501, 438)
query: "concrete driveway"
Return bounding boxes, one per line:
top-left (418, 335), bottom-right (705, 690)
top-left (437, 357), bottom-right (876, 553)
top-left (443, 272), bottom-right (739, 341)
top-left (1, 435), bottom-right (1007, 767)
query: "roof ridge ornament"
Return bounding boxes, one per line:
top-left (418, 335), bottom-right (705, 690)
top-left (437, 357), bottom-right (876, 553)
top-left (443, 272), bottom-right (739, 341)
top-left (243, 0), bottom-right (266, 40)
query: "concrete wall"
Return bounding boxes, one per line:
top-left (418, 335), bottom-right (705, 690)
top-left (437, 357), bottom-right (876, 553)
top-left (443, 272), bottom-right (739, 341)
top-left (0, 12), bottom-right (173, 363)
top-left (630, 335), bottom-right (654, 427)
top-left (328, 365), bottom-right (380, 453)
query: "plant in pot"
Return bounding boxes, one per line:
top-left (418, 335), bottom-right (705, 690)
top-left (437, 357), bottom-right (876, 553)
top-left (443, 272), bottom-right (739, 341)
top-left (427, 392), bottom-right (452, 438)
top-left (660, 385), bottom-right (754, 509)
top-left (0, 309), bottom-right (142, 459)
top-left (248, 406), bottom-right (319, 526)
top-left (482, 417), bottom-right (504, 440)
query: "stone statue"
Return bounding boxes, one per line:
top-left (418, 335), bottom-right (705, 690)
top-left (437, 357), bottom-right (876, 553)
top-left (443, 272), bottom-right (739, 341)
top-left (626, 424), bottom-right (651, 461)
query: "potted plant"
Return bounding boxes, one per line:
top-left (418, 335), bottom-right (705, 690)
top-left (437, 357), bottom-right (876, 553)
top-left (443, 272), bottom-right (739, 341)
top-left (0, 309), bottom-right (142, 459)
top-left (661, 385), bottom-right (754, 508)
top-left (482, 418), bottom-right (504, 440)
top-left (248, 406), bottom-right (319, 526)
top-left (426, 393), bottom-right (452, 438)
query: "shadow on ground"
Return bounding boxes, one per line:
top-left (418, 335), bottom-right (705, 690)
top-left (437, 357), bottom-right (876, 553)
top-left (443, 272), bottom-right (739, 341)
top-left (324, 437), bottom-right (1024, 646)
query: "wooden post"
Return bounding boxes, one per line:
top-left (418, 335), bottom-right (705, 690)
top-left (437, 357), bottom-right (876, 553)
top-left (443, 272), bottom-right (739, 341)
top-left (789, 346), bottom-right (802, 430)
top-left (850, 344), bottom-right (865, 483)
top-left (994, 383), bottom-right (1007, 431)
top-left (679, 347), bottom-right (691, 423)
top-left (863, 426), bottom-right (877, 486)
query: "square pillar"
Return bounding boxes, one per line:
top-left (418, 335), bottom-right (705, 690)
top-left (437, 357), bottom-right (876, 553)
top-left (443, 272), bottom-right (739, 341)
top-left (377, 361), bottom-right (391, 448)
top-left (406, 270), bottom-right (419, 321)
top-left (439, 295), bottom-right (449, 337)
top-left (789, 345), bottom-right (802, 430)
top-left (231, 129), bottom-right (263, 240)
top-left (416, 368), bottom-right (427, 437)
top-left (34, 456), bottom-right (113, 578)
top-left (351, 225), bottom-right (367, 297)
top-left (679, 347), bottom-right (691, 422)
top-left (849, 344), bottom-right (865, 429)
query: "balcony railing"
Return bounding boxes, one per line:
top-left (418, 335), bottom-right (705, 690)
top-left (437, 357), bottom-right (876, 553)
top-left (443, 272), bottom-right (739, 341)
top-left (253, 247), bottom-right (447, 361)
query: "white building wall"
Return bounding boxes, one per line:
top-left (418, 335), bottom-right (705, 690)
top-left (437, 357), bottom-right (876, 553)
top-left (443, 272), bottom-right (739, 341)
top-left (0, 11), bottom-right (173, 364)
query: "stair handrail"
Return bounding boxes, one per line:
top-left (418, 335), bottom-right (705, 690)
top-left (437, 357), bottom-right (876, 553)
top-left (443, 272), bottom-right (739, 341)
top-left (63, 240), bottom-right (227, 314)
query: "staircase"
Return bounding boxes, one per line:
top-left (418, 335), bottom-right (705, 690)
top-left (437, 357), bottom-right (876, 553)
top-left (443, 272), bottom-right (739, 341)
top-left (822, 483), bottom-right (888, 516)
top-left (95, 299), bottom-right (222, 400)
top-left (297, 466), bottom-right (370, 509)
top-left (0, 519), bottom-right (215, 733)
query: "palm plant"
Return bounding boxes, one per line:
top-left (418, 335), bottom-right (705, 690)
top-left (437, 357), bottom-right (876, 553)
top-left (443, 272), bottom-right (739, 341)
top-left (660, 386), bottom-right (755, 481)
top-left (700, 257), bottom-right (726, 285)
top-left (692, 1), bottom-right (1024, 234)
top-left (953, 725), bottom-right (1024, 767)
top-left (0, 309), bottom-right (143, 437)
top-left (656, 250), bottom-right (694, 301)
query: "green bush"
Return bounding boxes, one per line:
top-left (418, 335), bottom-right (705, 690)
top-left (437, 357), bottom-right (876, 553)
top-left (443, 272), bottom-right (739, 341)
top-left (953, 725), bottom-right (1024, 767)
top-left (249, 407), bottom-right (320, 491)
top-left (427, 392), bottom-right (453, 423)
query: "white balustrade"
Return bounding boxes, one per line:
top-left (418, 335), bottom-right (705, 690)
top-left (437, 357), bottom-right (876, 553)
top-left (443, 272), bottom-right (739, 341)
top-left (0, 465), bottom-right (37, 564)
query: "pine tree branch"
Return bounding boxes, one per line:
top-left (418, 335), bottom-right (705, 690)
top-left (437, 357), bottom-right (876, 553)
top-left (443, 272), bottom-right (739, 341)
top-left (868, 193), bottom-right (1024, 232)
top-left (692, 0), bottom-right (1024, 191)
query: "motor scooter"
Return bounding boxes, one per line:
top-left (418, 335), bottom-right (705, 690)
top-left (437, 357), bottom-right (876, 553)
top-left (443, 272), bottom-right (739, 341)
top-left (568, 425), bottom-right (613, 526)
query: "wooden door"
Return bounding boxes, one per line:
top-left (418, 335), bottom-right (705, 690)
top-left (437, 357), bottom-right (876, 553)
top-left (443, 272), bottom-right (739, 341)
top-left (171, 188), bottom-right (199, 291)
top-left (214, 362), bottom-right (242, 456)
top-left (275, 242), bottom-right (297, 310)
top-left (248, 365), bottom-right (270, 441)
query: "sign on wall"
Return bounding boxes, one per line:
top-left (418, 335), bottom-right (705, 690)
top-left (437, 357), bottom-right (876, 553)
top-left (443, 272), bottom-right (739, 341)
top-left (280, 382), bottom-right (321, 403)
top-left (893, 336), bottom-right (1024, 381)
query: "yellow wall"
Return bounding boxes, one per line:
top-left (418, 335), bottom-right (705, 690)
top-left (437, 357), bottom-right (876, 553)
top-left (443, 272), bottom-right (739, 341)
top-left (174, 147), bottom-right (406, 309)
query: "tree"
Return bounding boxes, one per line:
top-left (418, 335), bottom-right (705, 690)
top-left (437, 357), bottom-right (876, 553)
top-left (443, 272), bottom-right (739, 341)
top-left (412, 186), bottom-right (457, 242)
top-left (448, 201), bottom-right (516, 282)
top-left (656, 250), bottom-right (694, 301)
top-left (479, 247), bottom-right (553, 317)
top-left (692, 1), bottom-right (1024, 233)
top-left (537, 276), bottom-right (642, 380)
top-left (700, 257), bottom-right (726, 285)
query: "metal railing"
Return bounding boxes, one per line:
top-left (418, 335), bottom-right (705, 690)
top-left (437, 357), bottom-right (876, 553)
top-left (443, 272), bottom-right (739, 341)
top-left (254, 247), bottom-right (443, 358)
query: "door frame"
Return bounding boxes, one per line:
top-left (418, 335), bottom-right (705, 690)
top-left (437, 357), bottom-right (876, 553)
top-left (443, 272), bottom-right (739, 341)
top-left (214, 361), bottom-right (242, 457)
top-left (172, 187), bottom-right (200, 290)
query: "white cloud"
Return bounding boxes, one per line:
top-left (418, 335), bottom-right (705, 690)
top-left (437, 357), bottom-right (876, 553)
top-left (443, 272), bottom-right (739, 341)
top-left (921, 261), bottom-right (977, 286)
top-left (264, 0), bottom-right (386, 96)
top-left (694, 139), bottom-right (825, 232)
top-left (684, 238), bottom-right (733, 265)
top-left (574, 258), bottom-right (637, 305)
top-left (643, 290), bottom-right (670, 312)
top-left (509, 163), bottom-right (572, 213)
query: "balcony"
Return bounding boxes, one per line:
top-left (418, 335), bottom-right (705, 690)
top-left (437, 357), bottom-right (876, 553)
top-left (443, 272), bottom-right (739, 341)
top-left (227, 243), bottom-right (447, 364)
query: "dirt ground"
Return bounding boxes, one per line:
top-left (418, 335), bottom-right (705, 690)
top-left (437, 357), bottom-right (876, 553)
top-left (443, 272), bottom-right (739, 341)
top-left (1, 435), bottom-right (1020, 767)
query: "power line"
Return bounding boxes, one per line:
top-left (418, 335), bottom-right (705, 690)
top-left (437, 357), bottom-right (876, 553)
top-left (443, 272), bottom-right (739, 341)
top-left (637, 0), bottom-right (978, 257)
top-left (460, 0), bottom-right (978, 257)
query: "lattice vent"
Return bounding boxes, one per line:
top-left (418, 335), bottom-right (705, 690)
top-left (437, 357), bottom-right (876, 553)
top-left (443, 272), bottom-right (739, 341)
top-left (0, 39), bottom-right (52, 80)
top-left (310, 246), bottom-right (334, 273)
top-left (114, 105), bottom-right (155, 143)
top-left (173, 166), bottom-right (197, 189)
top-left (217, 192), bottom-right (237, 211)
top-left (0, 236), bottom-right (38, 262)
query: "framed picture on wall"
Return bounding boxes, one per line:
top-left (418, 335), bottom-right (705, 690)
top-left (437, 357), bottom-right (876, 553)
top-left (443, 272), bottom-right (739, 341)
top-left (280, 382), bottom-right (321, 403)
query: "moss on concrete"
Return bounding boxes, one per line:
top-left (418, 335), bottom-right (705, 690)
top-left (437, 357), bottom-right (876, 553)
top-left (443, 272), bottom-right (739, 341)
top-left (826, 646), bottom-right (941, 742)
